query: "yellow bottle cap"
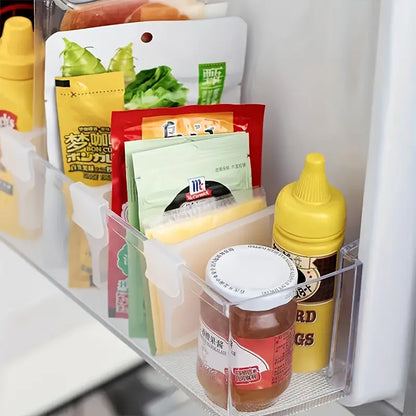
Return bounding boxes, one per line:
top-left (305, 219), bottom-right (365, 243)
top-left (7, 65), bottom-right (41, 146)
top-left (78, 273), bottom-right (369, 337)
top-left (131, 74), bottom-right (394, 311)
top-left (0, 16), bottom-right (34, 80)
top-left (274, 153), bottom-right (346, 239)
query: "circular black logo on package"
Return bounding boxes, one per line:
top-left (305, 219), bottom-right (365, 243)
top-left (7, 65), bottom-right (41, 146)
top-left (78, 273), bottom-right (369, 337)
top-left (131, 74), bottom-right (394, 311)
top-left (165, 180), bottom-right (233, 212)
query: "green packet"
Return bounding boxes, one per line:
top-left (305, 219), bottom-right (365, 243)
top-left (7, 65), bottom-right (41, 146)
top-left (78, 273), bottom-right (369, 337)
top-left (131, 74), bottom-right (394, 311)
top-left (125, 138), bottom-right (188, 345)
top-left (130, 132), bottom-right (252, 355)
top-left (132, 132), bottom-right (252, 233)
top-left (125, 134), bottom-right (229, 230)
top-left (125, 133), bottom-right (234, 347)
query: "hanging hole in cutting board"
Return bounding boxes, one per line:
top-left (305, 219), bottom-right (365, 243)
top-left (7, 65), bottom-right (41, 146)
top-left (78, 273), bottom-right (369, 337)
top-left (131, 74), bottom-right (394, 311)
top-left (141, 32), bottom-right (153, 43)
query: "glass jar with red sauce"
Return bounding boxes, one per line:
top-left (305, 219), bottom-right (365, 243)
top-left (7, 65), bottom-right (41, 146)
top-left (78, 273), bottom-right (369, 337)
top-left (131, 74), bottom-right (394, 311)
top-left (197, 245), bottom-right (297, 412)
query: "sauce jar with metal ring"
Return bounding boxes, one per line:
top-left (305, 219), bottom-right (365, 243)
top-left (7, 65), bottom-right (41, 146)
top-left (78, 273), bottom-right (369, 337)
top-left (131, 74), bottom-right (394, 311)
top-left (197, 244), bottom-right (297, 412)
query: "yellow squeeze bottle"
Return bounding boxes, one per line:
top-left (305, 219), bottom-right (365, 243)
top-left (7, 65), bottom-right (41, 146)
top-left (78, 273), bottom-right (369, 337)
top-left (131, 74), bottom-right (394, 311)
top-left (0, 16), bottom-right (34, 239)
top-left (0, 16), bottom-right (34, 132)
top-left (272, 153), bottom-right (346, 373)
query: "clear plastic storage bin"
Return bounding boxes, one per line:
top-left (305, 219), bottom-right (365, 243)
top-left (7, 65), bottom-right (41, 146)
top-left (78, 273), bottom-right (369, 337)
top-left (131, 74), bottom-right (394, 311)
top-left (0, 127), bottom-right (363, 415)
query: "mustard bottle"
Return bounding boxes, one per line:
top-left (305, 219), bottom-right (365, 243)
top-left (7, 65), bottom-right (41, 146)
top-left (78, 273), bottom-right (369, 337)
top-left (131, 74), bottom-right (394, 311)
top-left (0, 16), bottom-right (34, 239)
top-left (0, 16), bottom-right (34, 132)
top-left (272, 153), bottom-right (346, 373)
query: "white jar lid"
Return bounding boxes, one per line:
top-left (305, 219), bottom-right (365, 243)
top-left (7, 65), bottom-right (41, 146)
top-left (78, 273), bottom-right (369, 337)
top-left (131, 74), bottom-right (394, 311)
top-left (206, 245), bottom-right (297, 311)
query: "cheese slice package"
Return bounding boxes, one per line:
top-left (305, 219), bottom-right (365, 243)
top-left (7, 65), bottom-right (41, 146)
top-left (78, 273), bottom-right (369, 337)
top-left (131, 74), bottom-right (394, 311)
top-left (145, 187), bottom-right (267, 244)
top-left (144, 190), bottom-right (267, 354)
top-left (130, 132), bottom-right (252, 354)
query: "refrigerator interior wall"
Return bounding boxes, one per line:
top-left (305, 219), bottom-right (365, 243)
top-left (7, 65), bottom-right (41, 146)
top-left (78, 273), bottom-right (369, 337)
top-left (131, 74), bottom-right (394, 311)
top-left (227, 0), bottom-right (380, 245)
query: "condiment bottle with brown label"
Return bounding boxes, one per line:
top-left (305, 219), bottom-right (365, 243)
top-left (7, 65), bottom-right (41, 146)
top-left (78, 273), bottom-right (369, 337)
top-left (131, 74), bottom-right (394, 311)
top-left (272, 153), bottom-right (346, 373)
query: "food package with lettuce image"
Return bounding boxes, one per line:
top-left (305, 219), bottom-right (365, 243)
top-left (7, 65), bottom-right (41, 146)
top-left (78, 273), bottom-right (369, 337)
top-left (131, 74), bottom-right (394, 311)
top-left (45, 17), bottom-right (247, 170)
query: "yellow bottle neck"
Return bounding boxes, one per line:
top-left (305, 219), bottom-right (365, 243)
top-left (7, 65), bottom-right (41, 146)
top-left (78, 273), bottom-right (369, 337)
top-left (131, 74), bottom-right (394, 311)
top-left (273, 224), bottom-right (344, 257)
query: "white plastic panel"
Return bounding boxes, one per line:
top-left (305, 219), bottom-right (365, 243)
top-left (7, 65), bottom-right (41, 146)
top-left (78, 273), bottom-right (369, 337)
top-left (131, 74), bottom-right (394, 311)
top-left (0, 127), bottom-right (44, 232)
top-left (227, 0), bottom-right (380, 244)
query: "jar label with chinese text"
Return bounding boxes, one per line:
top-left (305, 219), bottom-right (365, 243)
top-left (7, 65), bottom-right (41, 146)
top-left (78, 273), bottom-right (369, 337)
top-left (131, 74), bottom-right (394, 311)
top-left (231, 325), bottom-right (294, 389)
top-left (198, 318), bottom-right (228, 373)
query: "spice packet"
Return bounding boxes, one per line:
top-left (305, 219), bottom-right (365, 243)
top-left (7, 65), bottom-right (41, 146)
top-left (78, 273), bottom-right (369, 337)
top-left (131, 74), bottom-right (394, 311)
top-left (57, 0), bottom-right (228, 31)
top-left (55, 71), bottom-right (125, 186)
top-left (133, 132), bottom-right (252, 236)
top-left (45, 17), bottom-right (247, 170)
top-left (112, 135), bottom-right (193, 328)
top-left (131, 132), bottom-right (252, 354)
top-left (114, 132), bottom-right (223, 334)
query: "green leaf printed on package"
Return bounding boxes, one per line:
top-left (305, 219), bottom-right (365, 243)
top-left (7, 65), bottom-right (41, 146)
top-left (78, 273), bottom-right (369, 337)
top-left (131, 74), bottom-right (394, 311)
top-left (108, 42), bottom-right (136, 86)
top-left (126, 231), bottom-right (149, 341)
top-left (60, 38), bottom-right (106, 77)
top-left (117, 243), bottom-right (128, 276)
top-left (198, 62), bottom-right (226, 105)
top-left (124, 66), bottom-right (189, 110)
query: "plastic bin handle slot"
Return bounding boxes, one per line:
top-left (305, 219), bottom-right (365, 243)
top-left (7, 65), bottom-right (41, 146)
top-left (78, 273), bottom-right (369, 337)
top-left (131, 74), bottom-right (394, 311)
top-left (0, 127), bottom-right (44, 232)
top-left (0, 127), bottom-right (36, 184)
top-left (69, 182), bottom-right (110, 286)
top-left (143, 238), bottom-right (185, 298)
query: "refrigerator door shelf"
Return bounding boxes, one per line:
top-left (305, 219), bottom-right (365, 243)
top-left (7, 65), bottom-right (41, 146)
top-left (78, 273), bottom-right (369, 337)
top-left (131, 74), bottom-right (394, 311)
top-left (0, 128), bottom-right (363, 416)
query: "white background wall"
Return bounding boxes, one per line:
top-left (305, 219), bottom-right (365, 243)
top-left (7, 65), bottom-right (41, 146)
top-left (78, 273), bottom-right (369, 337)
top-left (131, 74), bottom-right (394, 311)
top-left (227, 0), bottom-right (380, 244)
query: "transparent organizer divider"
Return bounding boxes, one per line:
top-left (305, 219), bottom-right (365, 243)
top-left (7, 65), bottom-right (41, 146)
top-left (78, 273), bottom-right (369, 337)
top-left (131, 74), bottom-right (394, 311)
top-left (0, 129), bottom-right (362, 416)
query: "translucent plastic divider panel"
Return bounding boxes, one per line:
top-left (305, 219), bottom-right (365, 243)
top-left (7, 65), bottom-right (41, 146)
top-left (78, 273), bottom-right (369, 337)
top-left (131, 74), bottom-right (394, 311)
top-left (0, 127), bottom-right (47, 262)
top-left (171, 206), bottom-right (275, 279)
top-left (144, 206), bottom-right (276, 350)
